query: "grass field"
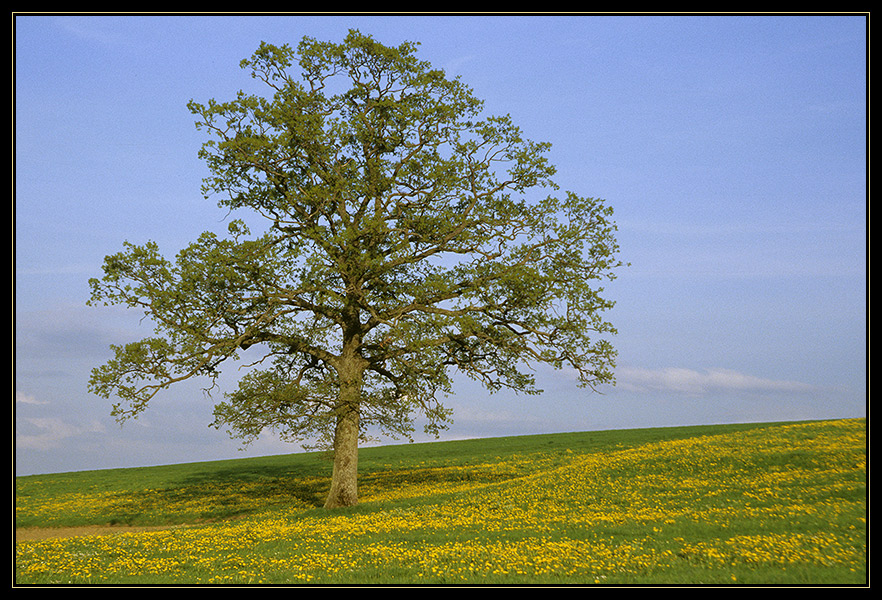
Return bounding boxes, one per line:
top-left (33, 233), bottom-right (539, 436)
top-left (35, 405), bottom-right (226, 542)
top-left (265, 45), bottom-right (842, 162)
top-left (15, 418), bottom-right (867, 586)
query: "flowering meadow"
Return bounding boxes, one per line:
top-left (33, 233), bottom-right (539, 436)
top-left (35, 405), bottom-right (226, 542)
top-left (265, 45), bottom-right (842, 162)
top-left (15, 419), bottom-right (866, 585)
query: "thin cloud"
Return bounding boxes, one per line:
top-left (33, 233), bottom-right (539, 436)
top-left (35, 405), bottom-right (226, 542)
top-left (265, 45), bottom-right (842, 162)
top-left (15, 391), bottom-right (48, 405)
top-left (16, 417), bottom-right (106, 451)
top-left (616, 366), bottom-right (816, 396)
top-left (53, 15), bottom-right (131, 47)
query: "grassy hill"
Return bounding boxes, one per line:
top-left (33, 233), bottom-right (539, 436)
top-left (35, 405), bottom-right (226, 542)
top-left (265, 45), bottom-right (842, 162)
top-left (15, 419), bottom-right (867, 585)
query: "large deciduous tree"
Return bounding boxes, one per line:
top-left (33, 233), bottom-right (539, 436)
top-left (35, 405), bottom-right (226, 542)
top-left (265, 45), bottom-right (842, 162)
top-left (87, 30), bottom-right (625, 509)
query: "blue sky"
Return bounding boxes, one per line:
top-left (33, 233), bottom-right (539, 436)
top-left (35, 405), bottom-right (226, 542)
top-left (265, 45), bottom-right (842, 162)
top-left (14, 14), bottom-right (867, 476)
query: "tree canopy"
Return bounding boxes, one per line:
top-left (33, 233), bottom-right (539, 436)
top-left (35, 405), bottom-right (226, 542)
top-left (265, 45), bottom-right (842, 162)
top-left (87, 30), bottom-right (625, 508)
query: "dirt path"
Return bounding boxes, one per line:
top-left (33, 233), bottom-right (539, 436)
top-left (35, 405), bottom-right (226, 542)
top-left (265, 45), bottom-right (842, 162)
top-left (15, 524), bottom-right (180, 543)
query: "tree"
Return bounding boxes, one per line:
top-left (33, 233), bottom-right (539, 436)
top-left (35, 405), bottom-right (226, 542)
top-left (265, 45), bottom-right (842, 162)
top-left (87, 30), bottom-right (625, 509)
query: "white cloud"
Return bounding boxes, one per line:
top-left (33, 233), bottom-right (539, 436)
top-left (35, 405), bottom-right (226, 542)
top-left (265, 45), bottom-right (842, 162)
top-left (616, 366), bottom-right (816, 396)
top-left (15, 391), bottom-right (48, 405)
top-left (16, 418), bottom-right (106, 451)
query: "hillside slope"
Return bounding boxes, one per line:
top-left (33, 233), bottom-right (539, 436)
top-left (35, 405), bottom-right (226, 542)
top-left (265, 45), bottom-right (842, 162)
top-left (15, 419), bottom-right (867, 585)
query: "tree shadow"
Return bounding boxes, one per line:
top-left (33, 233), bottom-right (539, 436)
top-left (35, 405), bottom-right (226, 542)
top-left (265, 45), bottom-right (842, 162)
top-left (173, 460), bottom-right (331, 512)
top-left (87, 459), bottom-right (333, 526)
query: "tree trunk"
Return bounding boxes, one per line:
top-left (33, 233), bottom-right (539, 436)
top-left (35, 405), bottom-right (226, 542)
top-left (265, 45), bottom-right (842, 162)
top-left (323, 328), bottom-right (365, 509)
top-left (324, 402), bottom-right (360, 508)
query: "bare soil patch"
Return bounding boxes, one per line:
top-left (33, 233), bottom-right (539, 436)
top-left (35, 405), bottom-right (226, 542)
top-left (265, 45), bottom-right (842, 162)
top-left (15, 524), bottom-right (179, 543)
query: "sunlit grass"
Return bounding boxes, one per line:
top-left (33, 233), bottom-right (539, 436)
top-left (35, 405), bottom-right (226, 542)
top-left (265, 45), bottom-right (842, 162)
top-left (15, 419), bottom-right (866, 585)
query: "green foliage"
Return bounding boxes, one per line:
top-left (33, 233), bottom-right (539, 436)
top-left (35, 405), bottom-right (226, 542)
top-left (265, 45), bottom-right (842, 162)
top-left (87, 29), bottom-right (625, 460)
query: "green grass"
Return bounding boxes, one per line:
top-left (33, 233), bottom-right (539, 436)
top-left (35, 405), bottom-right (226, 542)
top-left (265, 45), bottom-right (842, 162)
top-left (15, 418), bottom-right (867, 585)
